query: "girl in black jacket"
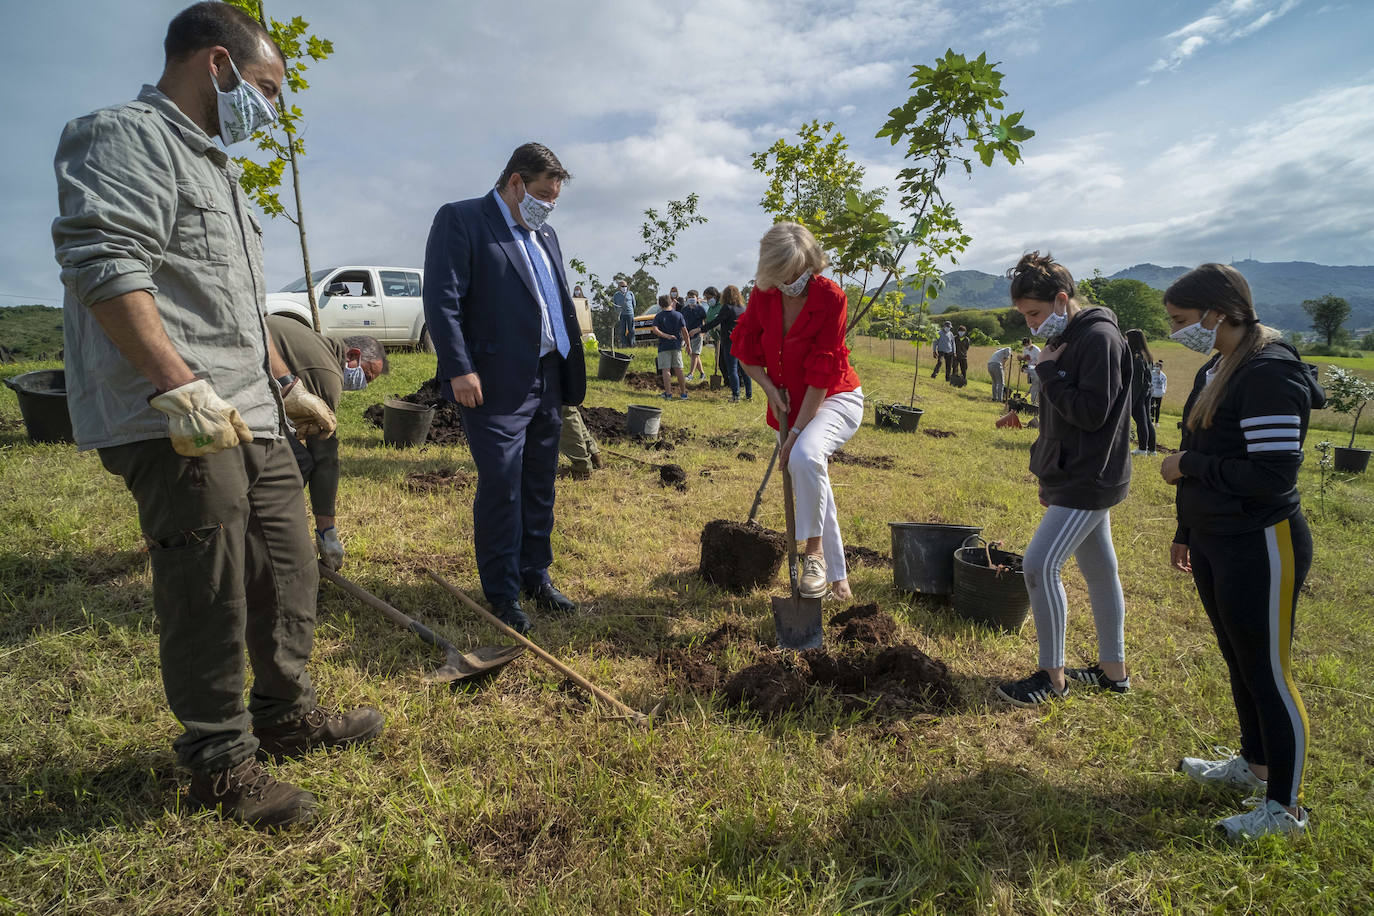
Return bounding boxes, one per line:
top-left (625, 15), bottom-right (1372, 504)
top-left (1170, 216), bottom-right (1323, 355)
top-left (1161, 263), bottom-right (1324, 841)
top-left (996, 253), bottom-right (1134, 708)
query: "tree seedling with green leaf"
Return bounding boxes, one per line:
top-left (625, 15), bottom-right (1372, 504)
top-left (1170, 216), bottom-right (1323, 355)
top-left (1323, 366), bottom-right (1374, 449)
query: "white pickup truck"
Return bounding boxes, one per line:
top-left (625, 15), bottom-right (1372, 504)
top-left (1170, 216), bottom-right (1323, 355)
top-left (266, 265), bottom-right (433, 350)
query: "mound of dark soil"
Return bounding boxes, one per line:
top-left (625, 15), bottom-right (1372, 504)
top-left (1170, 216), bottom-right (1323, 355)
top-left (706, 433), bottom-right (743, 450)
top-left (843, 545), bottom-right (890, 567)
top-left (659, 464), bottom-right (687, 490)
top-left (922, 428), bottom-right (956, 439)
top-left (830, 449), bottom-right (894, 470)
top-left (576, 405), bottom-right (692, 450)
top-left (363, 378), bottom-right (467, 445)
top-left (829, 603), bottom-right (897, 644)
top-left (405, 467), bottom-right (475, 492)
top-left (659, 605), bottom-right (958, 719)
top-left (736, 451), bottom-right (757, 462)
top-left (698, 520), bottom-right (785, 592)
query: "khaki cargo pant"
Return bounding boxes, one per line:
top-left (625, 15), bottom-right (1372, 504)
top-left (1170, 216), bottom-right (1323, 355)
top-left (558, 405), bottom-right (600, 473)
top-left (99, 436), bottom-right (318, 772)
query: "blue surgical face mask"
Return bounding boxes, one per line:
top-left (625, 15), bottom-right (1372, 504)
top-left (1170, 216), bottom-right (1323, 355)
top-left (212, 56), bottom-right (277, 146)
top-left (342, 365), bottom-right (367, 391)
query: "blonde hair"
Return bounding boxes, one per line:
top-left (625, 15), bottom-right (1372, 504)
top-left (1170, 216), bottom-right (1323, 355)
top-left (1166, 263), bottom-right (1280, 431)
top-left (754, 222), bottom-right (829, 291)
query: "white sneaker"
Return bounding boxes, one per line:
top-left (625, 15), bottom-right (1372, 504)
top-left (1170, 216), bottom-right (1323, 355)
top-left (1179, 748), bottom-right (1267, 791)
top-left (1131, 449), bottom-right (1149, 456)
top-left (1216, 797), bottom-right (1308, 841)
top-left (798, 554), bottom-right (827, 598)
top-left (316, 527), bottom-right (344, 570)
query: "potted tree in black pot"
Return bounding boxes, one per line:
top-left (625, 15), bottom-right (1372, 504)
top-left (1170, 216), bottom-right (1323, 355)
top-left (1324, 366), bottom-right (1374, 473)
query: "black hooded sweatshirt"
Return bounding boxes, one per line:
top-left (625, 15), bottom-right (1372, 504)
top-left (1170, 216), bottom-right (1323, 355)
top-left (1173, 341), bottom-right (1325, 543)
top-left (1028, 307), bottom-right (1133, 510)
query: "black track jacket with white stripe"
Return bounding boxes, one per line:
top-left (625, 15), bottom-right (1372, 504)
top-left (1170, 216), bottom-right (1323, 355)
top-left (1173, 341), bottom-right (1325, 543)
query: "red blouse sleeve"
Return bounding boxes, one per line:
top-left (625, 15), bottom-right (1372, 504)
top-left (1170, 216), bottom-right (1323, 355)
top-left (731, 296), bottom-right (767, 367)
top-left (802, 285), bottom-right (849, 389)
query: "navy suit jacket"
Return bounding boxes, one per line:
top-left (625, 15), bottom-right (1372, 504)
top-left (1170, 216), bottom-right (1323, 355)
top-left (422, 190), bottom-right (587, 415)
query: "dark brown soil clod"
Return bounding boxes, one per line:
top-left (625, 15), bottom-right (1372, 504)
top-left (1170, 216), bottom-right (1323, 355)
top-left (843, 545), bottom-right (890, 567)
top-left (698, 519), bottom-right (785, 592)
top-left (736, 451), bottom-right (757, 462)
top-left (922, 428), bottom-right (956, 439)
top-left (722, 661), bottom-right (810, 718)
top-left (830, 449), bottom-right (894, 469)
top-left (659, 464), bottom-right (688, 490)
top-left (405, 467), bottom-right (475, 492)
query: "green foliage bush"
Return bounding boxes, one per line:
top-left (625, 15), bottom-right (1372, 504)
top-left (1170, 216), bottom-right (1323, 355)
top-left (0, 306), bottom-right (64, 361)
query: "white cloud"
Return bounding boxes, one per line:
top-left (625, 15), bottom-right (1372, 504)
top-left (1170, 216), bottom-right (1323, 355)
top-left (1147, 0), bottom-right (1303, 76)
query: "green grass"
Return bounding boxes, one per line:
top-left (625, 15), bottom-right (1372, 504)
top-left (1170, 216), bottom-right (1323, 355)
top-left (2, 347), bottom-right (1372, 915)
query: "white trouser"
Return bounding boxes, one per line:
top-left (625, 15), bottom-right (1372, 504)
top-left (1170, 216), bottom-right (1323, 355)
top-left (787, 388), bottom-right (864, 582)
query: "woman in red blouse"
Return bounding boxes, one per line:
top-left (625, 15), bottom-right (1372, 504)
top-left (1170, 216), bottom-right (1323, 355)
top-left (733, 223), bottom-right (864, 599)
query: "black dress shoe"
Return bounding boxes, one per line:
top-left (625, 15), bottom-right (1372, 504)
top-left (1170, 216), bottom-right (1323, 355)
top-left (523, 583), bottom-right (577, 615)
top-left (491, 600), bottom-right (533, 635)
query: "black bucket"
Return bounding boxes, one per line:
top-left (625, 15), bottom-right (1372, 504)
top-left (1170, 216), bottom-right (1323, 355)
top-left (597, 350), bottom-right (633, 381)
top-left (382, 399), bottom-right (434, 447)
top-left (1333, 446), bottom-right (1370, 473)
top-left (952, 534), bottom-right (1029, 630)
top-left (890, 522), bottom-right (981, 596)
top-left (4, 370), bottom-right (75, 444)
top-left (875, 403), bottom-right (922, 432)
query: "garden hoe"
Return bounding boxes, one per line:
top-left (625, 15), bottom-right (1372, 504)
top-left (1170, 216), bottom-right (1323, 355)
top-left (771, 467), bottom-right (823, 650)
top-left (318, 564), bottom-right (524, 686)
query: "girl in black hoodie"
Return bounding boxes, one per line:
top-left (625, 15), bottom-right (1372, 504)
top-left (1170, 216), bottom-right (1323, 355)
top-left (996, 253), bottom-right (1134, 708)
top-left (1161, 263), bottom-right (1324, 841)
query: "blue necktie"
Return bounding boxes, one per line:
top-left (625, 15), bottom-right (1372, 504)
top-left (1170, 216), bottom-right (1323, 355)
top-left (515, 225), bottom-right (570, 359)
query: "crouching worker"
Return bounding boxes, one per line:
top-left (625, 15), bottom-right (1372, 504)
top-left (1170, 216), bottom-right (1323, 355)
top-left (558, 405), bottom-right (602, 479)
top-left (50, 2), bottom-right (382, 829)
top-left (734, 223), bottom-right (864, 600)
top-left (266, 315), bottom-right (388, 568)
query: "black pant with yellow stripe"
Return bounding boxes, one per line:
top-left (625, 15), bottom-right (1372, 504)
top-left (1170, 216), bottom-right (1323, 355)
top-left (1189, 512), bottom-right (1313, 807)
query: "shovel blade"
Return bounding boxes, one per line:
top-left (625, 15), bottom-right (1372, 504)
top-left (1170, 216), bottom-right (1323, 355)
top-left (425, 644), bottom-right (527, 685)
top-left (771, 596), bottom-right (823, 650)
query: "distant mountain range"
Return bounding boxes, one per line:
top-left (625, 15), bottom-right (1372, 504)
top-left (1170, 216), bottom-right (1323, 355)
top-left (875, 260), bottom-right (1374, 332)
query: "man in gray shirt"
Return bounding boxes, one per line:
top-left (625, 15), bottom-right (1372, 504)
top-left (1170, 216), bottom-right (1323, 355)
top-left (51, 2), bottom-right (381, 829)
top-left (612, 278), bottom-right (636, 347)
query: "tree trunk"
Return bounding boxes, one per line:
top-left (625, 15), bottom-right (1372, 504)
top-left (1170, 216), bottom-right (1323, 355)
top-left (1351, 402), bottom-right (1366, 449)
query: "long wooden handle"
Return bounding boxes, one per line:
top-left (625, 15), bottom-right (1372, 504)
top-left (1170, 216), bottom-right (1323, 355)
top-left (780, 454), bottom-right (800, 600)
top-left (746, 443), bottom-right (781, 525)
top-left (423, 568), bottom-right (646, 723)
top-left (319, 564), bottom-right (454, 654)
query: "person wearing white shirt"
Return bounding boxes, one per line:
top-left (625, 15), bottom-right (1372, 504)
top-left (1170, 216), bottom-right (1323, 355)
top-left (988, 345), bottom-right (1012, 401)
top-left (1150, 360), bottom-right (1167, 422)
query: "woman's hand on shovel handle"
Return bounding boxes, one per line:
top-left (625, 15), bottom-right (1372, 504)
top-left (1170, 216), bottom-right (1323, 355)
top-left (780, 428), bottom-right (798, 467)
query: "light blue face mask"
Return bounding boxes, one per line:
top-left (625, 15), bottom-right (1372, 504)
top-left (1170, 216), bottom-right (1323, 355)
top-left (212, 55), bottom-right (277, 146)
top-left (342, 365), bottom-right (367, 391)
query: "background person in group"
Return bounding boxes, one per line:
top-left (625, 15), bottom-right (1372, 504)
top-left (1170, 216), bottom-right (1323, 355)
top-left (558, 405), bottom-right (602, 479)
top-left (1127, 328), bottom-right (1157, 456)
top-left (652, 293), bottom-right (690, 399)
top-left (1021, 336), bottom-right (1042, 406)
top-left (50, 1), bottom-right (379, 829)
top-left (701, 283), bottom-right (751, 401)
top-left (953, 324), bottom-right (971, 383)
top-left (1151, 359), bottom-right (1167, 423)
top-left (733, 223), bottom-right (863, 601)
top-left (612, 278), bottom-right (636, 348)
top-left (932, 321), bottom-right (955, 381)
top-left (988, 345), bottom-right (1011, 401)
top-left (422, 142), bottom-right (587, 636)
top-left (995, 252), bottom-right (1133, 708)
top-left (681, 289), bottom-right (707, 380)
top-left (1160, 263), bottom-right (1325, 842)
top-left (266, 315), bottom-right (388, 569)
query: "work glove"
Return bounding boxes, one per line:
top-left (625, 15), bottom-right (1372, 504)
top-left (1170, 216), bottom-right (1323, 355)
top-left (149, 378), bottom-right (253, 457)
top-left (316, 527), bottom-right (344, 570)
top-left (282, 381), bottom-right (337, 441)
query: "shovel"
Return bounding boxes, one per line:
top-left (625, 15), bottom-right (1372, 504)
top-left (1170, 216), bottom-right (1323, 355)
top-left (771, 460), bottom-right (823, 650)
top-left (318, 564), bottom-right (524, 685)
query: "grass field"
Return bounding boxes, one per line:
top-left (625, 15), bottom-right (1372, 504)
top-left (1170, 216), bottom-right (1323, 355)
top-left (2, 344), bottom-right (1372, 915)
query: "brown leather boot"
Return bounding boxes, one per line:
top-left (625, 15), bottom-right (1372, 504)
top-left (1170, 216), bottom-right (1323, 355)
top-left (188, 758), bottom-right (316, 829)
top-left (254, 706), bottom-right (384, 761)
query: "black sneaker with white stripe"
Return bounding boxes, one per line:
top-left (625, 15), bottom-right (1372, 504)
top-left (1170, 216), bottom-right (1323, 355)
top-left (1064, 664), bottom-right (1130, 693)
top-left (996, 670), bottom-right (1069, 707)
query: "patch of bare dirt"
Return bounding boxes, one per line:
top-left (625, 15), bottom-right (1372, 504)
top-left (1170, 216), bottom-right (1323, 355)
top-left (698, 520), bottom-right (785, 592)
top-left (922, 428), bottom-right (956, 439)
top-left (657, 605), bottom-right (958, 719)
top-left (736, 451), bottom-right (757, 462)
top-left (843, 545), bottom-right (890, 568)
top-left (829, 449), bottom-right (894, 470)
top-left (404, 467), bottom-right (475, 493)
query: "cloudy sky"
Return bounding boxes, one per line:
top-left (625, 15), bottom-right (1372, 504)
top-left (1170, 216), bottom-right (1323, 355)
top-left (3, 0), bottom-right (1372, 306)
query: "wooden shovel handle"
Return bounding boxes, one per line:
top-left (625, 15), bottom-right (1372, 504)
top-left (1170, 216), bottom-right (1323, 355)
top-left (423, 568), bottom-right (646, 723)
top-left (746, 443), bottom-right (781, 525)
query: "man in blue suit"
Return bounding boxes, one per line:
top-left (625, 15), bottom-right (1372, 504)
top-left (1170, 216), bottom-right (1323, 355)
top-left (422, 143), bottom-right (586, 634)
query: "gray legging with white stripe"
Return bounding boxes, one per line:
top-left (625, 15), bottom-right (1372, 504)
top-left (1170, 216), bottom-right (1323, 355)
top-left (1023, 505), bottom-right (1127, 670)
